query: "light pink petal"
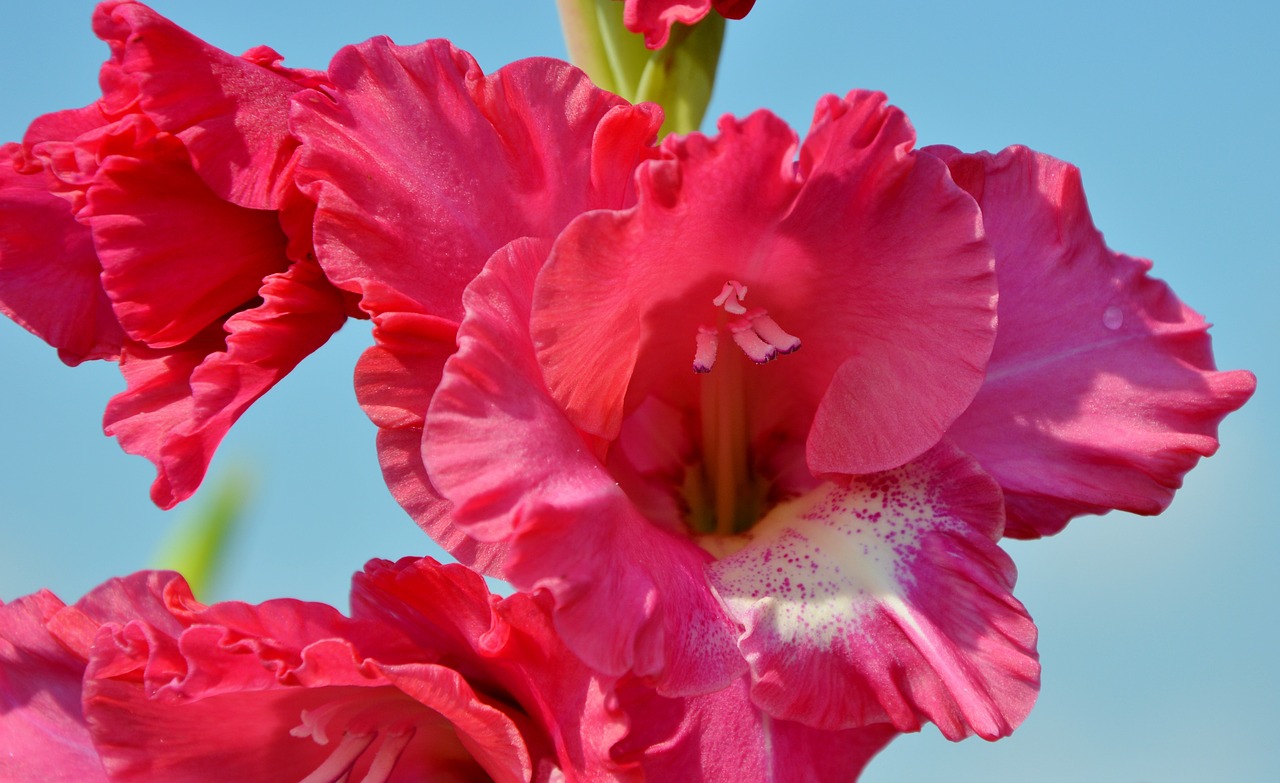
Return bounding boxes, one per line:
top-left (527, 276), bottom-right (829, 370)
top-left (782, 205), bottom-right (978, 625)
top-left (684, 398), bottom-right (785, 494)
top-left (709, 443), bottom-right (1039, 737)
top-left (534, 92), bottom-right (995, 478)
top-left (426, 239), bottom-right (743, 694)
top-left (83, 126), bottom-right (289, 348)
top-left (291, 37), bottom-right (660, 320)
top-left (0, 144), bottom-right (123, 364)
top-left (93, 0), bottom-right (326, 209)
top-left (930, 145), bottom-right (1257, 537)
top-left (0, 592), bottom-right (109, 782)
top-left (104, 258), bottom-right (346, 508)
top-left (614, 676), bottom-right (896, 783)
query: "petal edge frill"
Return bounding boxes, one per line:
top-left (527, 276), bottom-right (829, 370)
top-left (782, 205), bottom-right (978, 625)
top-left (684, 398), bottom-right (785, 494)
top-left (104, 259), bottom-right (346, 508)
top-left (930, 145), bottom-right (1257, 537)
top-left (710, 443), bottom-right (1040, 738)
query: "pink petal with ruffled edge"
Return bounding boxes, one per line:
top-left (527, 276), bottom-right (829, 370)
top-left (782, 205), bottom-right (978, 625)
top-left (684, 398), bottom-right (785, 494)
top-left (623, 0), bottom-right (757, 49)
top-left (292, 37), bottom-right (661, 321)
top-left (353, 558), bottom-right (638, 782)
top-left (93, 0), bottom-right (327, 210)
top-left (426, 239), bottom-right (744, 695)
top-left (352, 313), bottom-right (508, 573)
top-left (534, 92), bottom-right (995, 476)
top-left (0, 144), bottom-right (123, 365)
top-left (77, 580), bottom-right (532, 783)
top-left (104, 258), bottom-right (346, 508)
top-left (929, 145), bottom-right (1257, 538)
top-left (709, 443), bottom-right (1039, 737)
top-left (0, 593), bottom-right (109, 782)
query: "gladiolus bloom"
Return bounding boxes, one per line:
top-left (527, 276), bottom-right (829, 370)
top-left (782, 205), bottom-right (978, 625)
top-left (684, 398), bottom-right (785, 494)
top-left (0, 1), bottom-right (349, 508)
top-left (420, 88), bottom-right (1252, 740)
top-left (0, 557), bottom-right (897, 782)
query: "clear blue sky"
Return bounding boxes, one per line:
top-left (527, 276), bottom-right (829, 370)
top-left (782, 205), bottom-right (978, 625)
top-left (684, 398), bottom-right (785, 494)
top-left (2, 2), bottom-right (1276, 780)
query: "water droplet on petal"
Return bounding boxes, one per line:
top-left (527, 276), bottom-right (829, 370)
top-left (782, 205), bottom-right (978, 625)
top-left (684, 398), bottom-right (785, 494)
top-left (1103, 305), bottom-right (1124, 330)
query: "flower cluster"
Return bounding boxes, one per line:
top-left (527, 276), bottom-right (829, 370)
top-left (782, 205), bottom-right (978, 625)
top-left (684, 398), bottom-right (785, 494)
top-left (0, 2), bottom-right (1254, 780)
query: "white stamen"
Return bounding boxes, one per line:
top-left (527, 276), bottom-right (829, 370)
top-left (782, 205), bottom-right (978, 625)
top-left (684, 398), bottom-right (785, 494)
top-left (713, 280), bottom-right (749, 315)
top-left (730, 320), bottom-right (778, 364)
top-left (749, 312), bottom-right (801, 354)
top-left (357, 728), bottom-right (416, 783)
top-left (299, 731), bottom-right (376, 783)
top-left (693, 325), bottom-right (719, 373)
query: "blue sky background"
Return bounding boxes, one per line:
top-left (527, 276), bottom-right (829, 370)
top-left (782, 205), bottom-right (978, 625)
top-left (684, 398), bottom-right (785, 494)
top-left (2, 2), bottom-right (1276, 780)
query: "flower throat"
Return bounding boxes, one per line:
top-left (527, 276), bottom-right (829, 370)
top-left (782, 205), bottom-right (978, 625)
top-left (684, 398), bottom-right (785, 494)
top-left (684, 281), bottom-right (800, 536)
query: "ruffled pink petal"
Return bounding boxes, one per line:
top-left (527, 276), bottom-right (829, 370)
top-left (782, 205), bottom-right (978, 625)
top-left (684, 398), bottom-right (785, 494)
top-left (623, 0), bottom-right (718, 49)
top-left (354, 558), bottom-right (638, 783)
top-left (93, 0), bottom-right (327, 209)
top-left (0, 144), bottom-right (123, 364)
top-left (104, 258), bottom-right (347, 508)
top-left (709, 443), bottom-right (1039, 738)
top-left (929, 145), bottom-right (1257, 537)
top-left (426, 239), bottom-right (743, 694)
top-left (614, 676), bottom-right (896, 783)
top-left (82, 123), bottom-right (289, 348)
top-left (291, 36), bottom-right (660, 321)
top-left (534, 92), bottom-right (995, 477)
top-left (0, 592), bottom-right (109, 782)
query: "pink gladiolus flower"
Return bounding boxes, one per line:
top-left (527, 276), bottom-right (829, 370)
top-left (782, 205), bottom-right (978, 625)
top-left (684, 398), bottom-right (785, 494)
top-left (419, 89), bottom-right (1253, 739)
top-left (624, 0), bottom-right (758, 49)
top-left (0, 1), bottom-right (348, 509)
top-left (0, 557), bottom-right (895, 782)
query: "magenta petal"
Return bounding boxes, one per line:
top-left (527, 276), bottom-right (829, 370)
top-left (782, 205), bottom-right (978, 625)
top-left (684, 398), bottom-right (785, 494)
top-left (104, 259), bottom-right (346, 508)
top-left (623, 0), bottom-right (718, 48)
top-left (616, 676), bottom-right (895, 783)
top-left (710, 443), bottom-right (1039, 738)
top-left (930, 145), bottom-right (1257, 537)
top-left (292, 36), bottom-right (659, 320)
top-left (534, 92), bottom-right (995, 475)
top-left (427, 239), bottom-right (743, 693)
top-left (84, 128), bottom-right (289, 348)
top-left (0, 145), bottom-right (123, 365)
top-left (94, 0), bottom-right (325, 209)
top-left (0, 592), bottom-right (109, 782)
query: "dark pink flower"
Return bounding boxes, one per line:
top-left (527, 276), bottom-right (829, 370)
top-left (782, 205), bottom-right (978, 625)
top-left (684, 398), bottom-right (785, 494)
top-left (624, 0), bottom-right (758, 49)
top-left (0, 1), bottom-right (349, 508)
top-left (292, 36), bottom-right (663, 563)
top-left (422, 91), bottom-right (1043, 739)
top-left (1, 557), bottom-right (894, 781)
top-left (418, 87), bottom-right (1252, 739)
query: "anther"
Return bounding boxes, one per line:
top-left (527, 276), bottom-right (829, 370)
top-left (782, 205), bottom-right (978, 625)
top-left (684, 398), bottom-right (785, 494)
top-left (747, 312), bottom-right (801, 354)
top-left (693, 325), bottom-right (719, 373)
top-left (713, 280), bottom-right (748, 315)
top-left (730, 320), bottom-right (778, 364)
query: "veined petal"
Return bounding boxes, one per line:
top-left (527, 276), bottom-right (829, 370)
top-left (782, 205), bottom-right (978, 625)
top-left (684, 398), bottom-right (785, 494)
top-left (614, 676), bottom-right (895, 783)
top-left (709, 443), bottom-right (1039, 738)
top-left (0, 144), bottom-right (123, 364)
top-left (104, 259), bottom-right (346, 508)
top-left (292, 37), bottom-right (660, 321)
top-left (426, 239), bottom-right (743, 694)
top-left (930, 145), bottom-right (1257, 537)
top-left (93, 0), bottom-right (327, 209)
top-left (83, 126), bottom-right (289, 348)
top-left (0, 592), bottom-right (109, 782)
